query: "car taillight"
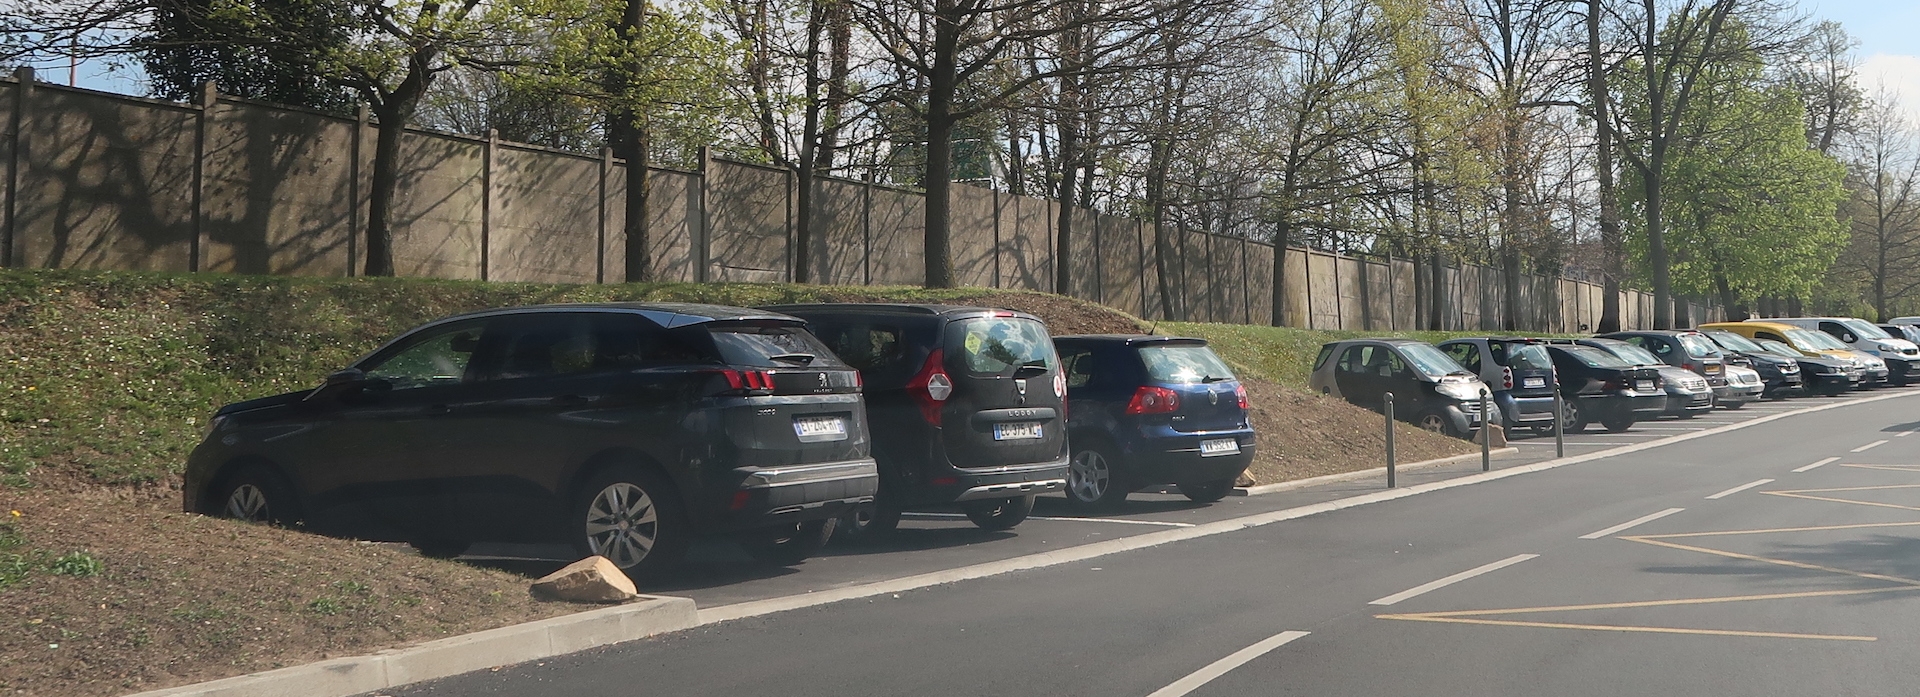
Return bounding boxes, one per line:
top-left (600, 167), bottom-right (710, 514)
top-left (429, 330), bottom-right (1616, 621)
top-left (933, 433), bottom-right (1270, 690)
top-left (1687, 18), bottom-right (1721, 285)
top-left (1501, 366), bottom-right (1514, 389)
top-left (718, 369), bottom-right (777, 393)
top-left (1602, 377), bottom-right (1628, 391)
top-left (1235, 383), bottom-right (1249, 410)
top-left (908, 349), bottom-right (951, 426)
top-left (1126, 386), bottom-right (1181, 415)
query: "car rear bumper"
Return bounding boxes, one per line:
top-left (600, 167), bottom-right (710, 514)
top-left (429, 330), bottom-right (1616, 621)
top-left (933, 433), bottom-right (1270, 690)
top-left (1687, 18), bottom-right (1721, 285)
top-left (936, 457), bottom-right (1070, 503)
top-left (1578, 393), bottom-right (1667, 418)
top-left (724, 458), bottom-right (879, 528)
top-left (1497, 394), bottom-right (1557, 423)
top-left (1121, 431), bottom-right (1257, 485)
top-left (1665, 391), bottom-right (1714, 414)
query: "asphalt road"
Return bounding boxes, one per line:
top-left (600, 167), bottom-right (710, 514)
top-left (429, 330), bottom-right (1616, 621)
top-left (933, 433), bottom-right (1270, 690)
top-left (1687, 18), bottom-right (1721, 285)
top-left (395, 389), bottom-right (1920, 696)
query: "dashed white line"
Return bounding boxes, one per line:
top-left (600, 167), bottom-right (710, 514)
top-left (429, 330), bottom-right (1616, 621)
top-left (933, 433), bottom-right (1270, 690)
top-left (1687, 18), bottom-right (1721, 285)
top-left (1706, 479), bottom-right (1777, 500)
top-left (1368, 554), bottom-right (1539, 606)
top-left (902, 512), bottom-right (1195, 528)
top-left (1580, 508), bottom-right (1687, 539)
top-left (1793, 457), bottom-right (1840, 473)
top-left (1144, 631), bottom-right (1311, 697)
top-left (1852, 440), bottom-right (1889, 453)
top-left (1898, 429), bottom-right (1916, 438)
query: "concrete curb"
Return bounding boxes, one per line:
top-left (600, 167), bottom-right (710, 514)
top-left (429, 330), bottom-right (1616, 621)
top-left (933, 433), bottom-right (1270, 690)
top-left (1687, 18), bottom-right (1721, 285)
top-left (1231, 448), bottom-right (1521, 496)
top-left (124, 595), bottom-right (698, 697)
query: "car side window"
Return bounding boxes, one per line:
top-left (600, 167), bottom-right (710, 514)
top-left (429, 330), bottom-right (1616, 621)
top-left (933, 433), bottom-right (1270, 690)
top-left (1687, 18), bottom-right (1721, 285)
top-left (590, 315), bottom-right (708, 370)
top-left (1062, 349), bottom-right (1097, 388)
top-left (1757, 331), bottom-right (1784, 343)
top-left (1820, 321), bottom-right (1855, 342)
top-left (1385, 351), bottom-right (1410, 378)
top-left (363, 321), bottom-right (486, 390)
top-left (1445, 343), bottom-right (1481, 371)
top-left (476, 314), bottom-right (599, 382)
top-left (816, 323), bottom-right (904, 373)
top-left (1338, 346), bottom-right (1368, 374)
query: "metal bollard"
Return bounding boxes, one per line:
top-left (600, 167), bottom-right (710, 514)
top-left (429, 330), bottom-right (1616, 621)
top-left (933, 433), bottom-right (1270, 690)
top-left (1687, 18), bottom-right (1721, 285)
top-left (1384, 392), bottom-right (1396, 488)
top-left (1552, 384), bottom-right (1565, 458)
top-left (1481, 389), bottom-right (1492, 472)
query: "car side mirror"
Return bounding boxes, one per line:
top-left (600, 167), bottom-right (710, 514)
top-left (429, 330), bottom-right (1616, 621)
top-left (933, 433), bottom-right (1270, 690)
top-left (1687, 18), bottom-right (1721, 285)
top-left (324, 368), bottom-right (367, 387)
top-left (1842, 333), bottom-right (1858, 343)
top-left (309, 368), bottom-right (390, 402)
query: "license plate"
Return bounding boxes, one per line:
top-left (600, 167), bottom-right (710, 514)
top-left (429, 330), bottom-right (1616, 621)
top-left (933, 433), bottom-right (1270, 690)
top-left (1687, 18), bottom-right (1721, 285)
top-left (793, 415), bottom-right (847, 442)
top-left (1635, 380), bottom-right (1656, 392)
top-left (1523, 377), bottom-right (1546, 388)
top-left (1200, 438), bottom-right (1240, 457)
top-left (994, 422), bottom-right (1044, 440)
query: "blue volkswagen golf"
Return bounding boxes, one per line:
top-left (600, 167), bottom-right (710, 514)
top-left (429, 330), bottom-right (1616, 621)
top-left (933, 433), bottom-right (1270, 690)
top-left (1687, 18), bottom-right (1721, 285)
top-left (1052, 335), bottom-right (1256, 509)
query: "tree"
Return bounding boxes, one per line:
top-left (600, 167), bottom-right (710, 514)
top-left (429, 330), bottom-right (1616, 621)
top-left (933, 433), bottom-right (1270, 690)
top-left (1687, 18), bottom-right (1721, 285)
top-left (138, 0), bottom-right (357, 112)
top-left (418, 67), bottom-right (601, 151)
top-left (1837, 95), bottom-right (1920, 320)
top-left (1586, 0), bottom-right (1626, 332)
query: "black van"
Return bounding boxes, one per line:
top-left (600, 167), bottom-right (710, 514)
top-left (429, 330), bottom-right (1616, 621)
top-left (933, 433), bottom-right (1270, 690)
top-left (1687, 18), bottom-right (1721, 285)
top-left (768, 304), bottom-right (1069, 538)
top-left (184, 304), bottom-right (878, 577)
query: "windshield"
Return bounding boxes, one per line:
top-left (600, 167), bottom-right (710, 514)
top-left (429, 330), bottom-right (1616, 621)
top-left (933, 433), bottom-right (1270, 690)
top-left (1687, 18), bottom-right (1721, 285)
top-left (1557, 345), bottom-right (1631, 368)
top-left (1678, 334), bottom-right (1721, 358)
top-left (1399, 343), bottom-right (1469, 378)
top-left (952, 317), bottom-right (1056, 376)
top-left (1706, 331), bottom-right (1764, 353)
top-left (1139, 344), bottom-right (1235, 383)
top-left (1756, 339), bottom-right (1804, 357)
top-left (705, 323), bottom-right (846, 368)
top-left (1840, 318), bottom-right (1892, 340)
top-left (1788, 328), bottom-right (1848, 351)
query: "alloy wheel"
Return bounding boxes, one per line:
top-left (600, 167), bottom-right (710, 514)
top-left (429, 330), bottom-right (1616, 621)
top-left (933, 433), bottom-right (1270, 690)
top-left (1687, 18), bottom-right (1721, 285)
top-left (1418, 414), bottom-right (1447, 433)
top-left (223, 484), bottom-right (269, 523)
top-left (1068, 450), bottom-right (1111, 503)
top-left (584, 482), bottom-right (659, 569)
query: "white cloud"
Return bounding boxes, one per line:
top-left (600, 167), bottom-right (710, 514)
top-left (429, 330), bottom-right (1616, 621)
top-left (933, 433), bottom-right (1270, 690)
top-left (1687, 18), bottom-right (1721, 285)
top-left (1860, 53), bottom-right (1920, 126)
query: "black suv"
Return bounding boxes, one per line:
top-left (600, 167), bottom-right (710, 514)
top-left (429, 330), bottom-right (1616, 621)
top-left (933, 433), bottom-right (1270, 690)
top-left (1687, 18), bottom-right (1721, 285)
top-left (768, 304), bottom-right (1069, 537)
top-left (184, 303), bottom-right (878, 577)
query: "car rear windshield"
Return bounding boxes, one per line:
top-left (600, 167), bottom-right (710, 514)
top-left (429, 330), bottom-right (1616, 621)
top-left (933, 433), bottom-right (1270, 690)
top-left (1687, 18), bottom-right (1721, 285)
top-left (1706, 331), bottom-right (1763, 353)
top-left (1399, 343), bottom-right (1468, 379)
top-left (1678, 334), bottom-right (1720, 358)
top-left (1598, 342), bottom-right (1662, 366)
top-left (1139, 344), bottom-right (1235, 384)
top-left (952, 317), bottom-right (1056, 376)
top-left (1499, 343), bottom-right (1552, 370)
top-left (1558, 345), bottom-right (1630, 368)
top-left (704, 323), bottom-right (847, 368)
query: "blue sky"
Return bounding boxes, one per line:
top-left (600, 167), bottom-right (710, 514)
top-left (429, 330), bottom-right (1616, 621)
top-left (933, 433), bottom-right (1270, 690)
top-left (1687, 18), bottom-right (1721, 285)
top-left (33, 0), bottom-right (1920, 122)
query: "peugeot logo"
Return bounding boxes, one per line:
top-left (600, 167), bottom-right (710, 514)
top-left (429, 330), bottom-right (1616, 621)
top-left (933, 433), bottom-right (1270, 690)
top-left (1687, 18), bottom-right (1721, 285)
top-left (816, 372), bottom-right (828, 387)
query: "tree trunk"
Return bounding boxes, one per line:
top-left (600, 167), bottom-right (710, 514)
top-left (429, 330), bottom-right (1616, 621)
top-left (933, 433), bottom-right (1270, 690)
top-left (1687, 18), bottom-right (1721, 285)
top-left (1053, 85), bottom-right (1081, 296)
top-left (609, 0), bottom-right (652, 283)
top-left (923, 5), bottom-right (958, 289)
top-left (1147, 138), bottom-right (1176, 320)
top-left (1589, 0), bottom-right (1623, 334)
top-left (1646, 157), bottom-right (1672, 329)
top-left (1269, 219), bottom-right (1290, 326)
top-left (364, 108), bottom-right (403, 277)
top-left (793, 0), bottom-right (826, 284)
top-left (1428, 253), bottom-right (1446, 330)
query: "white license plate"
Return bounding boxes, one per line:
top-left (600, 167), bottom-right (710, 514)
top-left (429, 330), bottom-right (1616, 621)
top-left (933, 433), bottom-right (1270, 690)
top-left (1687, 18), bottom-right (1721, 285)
top-left (994, 422), bottom-right (1044, 440)
top-left (1522, 377), bottom-right (1546, 388)
top-left (1635, 380), bottom-right (1656, 392)
top-left (793, 415), bottom-right (847, 442)
top-left (1200, 438), bottom-right (1240, 456)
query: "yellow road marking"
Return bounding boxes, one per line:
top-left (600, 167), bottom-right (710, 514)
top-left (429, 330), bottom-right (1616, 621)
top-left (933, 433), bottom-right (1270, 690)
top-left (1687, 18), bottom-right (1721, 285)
top-left (1387, 586), bottom-right (1918, 618)
top-left (1625, 536), bottom-right (1920, 587)
top-left (1374, 614), bottom-right (1877, 641)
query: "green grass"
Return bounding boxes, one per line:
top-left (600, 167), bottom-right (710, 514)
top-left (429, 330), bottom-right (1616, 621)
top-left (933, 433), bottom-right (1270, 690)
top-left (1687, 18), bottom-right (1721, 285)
top-left (1161, 323), bottom-right (1576, 389)
top-left (0, 269), bottom-right (1066, 488)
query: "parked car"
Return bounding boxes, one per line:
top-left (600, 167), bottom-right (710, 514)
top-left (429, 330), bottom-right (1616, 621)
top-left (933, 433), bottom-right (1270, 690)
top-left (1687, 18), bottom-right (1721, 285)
top-left (1720, 364), bottom-right (1767, 406)
top-left (769, 304), bottom-right (1068, 539)
top-left (1539, 343), bottom-right (1666, 432)
top-left (1308, 339), bottom-right (1500, 438)
top-left (1879, 324), bottom-right (1920, 346)
top-left (1698, 330), bottom-right (1804, 398)
top-left (1436, 337), bottom-right (1559, 436)
top-left (1769, 317), bottom-right (1919, 385)
top-left (1751, 338), bottom-right (1860, 395)
top-left (1701, 321), bottom-right (1888, 387)
top-left (1051, 336), bottom-right (1255, 509)
top-left (1598, 330), bottom-right (1742, 404)
top-left (184, 303), bottom-right (879, 576)
top-left (1888, 316), bottom-right (1920, 327)
top-left (1573, 338), bottom-right (1716, 417)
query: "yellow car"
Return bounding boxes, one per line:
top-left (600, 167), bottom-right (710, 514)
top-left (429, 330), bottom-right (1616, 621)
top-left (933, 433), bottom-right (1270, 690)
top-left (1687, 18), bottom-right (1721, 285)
top-left (1699, 321), bottom-right (1886, 388)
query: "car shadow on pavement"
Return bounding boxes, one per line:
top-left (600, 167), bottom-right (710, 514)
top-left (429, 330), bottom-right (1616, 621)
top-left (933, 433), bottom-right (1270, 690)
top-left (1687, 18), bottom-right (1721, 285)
top-left (1882, 421), bottom-right (1920, 433)
top-left (1029, 496), bottom-right (1208, 517)
top-left (822, 526), bottom-right (1020, 557)
top-left (1637, 534), bottom-right (1920, 605)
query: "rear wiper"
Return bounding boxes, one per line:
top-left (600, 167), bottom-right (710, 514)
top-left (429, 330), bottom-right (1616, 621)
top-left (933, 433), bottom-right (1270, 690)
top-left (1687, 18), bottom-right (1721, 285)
top-left (767, 353), bottom-right (817, 365)
top-left (1202, 375), bottom-right (1233, 383)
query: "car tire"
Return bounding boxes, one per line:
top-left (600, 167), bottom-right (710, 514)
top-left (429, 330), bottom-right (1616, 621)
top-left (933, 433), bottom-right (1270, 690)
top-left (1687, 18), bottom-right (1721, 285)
top-left (1560, 402), bottom-right (1589, 434)
top-left (411, 540), bottom-right (471, 559)
top-left (835, 497), bottom-right (902, 543)
top-left (1530, 423), bottom-right (1556, 437)
top-left (1602, 414), bottom-right (1634, 433)
top-left (962, 495), bottom-right (1035, 531)
top-left (214, 464), bottom-right (302, 526)
top-left (1722, 399), bottom-right (1745, 410)
top-left (1180, 478), bottom-right (1236, 503)
top-left (741, 518), bottom-right (835, 566)
top-left (570, 466), bottom-right (687, 578)
top-left (1417, 411), bottom-right (1459, 438)
top-left (1066, 441), bottom-right (1128, 511)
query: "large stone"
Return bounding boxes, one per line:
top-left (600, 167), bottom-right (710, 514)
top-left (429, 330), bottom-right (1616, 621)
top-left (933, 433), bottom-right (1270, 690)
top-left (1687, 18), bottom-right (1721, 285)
top-left (1474, 423), bottom-right (1508, 448)
top-left (530, 556), bottom-right (637, 603)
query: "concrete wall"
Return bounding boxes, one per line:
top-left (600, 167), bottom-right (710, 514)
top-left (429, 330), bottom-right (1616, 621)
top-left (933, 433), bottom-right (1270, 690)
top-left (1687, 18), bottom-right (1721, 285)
top-left (0, 73), bottom-right (1713, 332)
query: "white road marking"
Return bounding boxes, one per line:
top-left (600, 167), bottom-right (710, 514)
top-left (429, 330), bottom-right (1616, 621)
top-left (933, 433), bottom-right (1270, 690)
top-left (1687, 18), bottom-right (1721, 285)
top-left (1793, 457), bottom-right (1840, 473)
top-left (1144, 631), bottom-right (1311, 697)
top-left (1631, 427), bottom-right (1710, 431)
top-left (1579, 508), bottom-right (1687, 539)
top-left (902, 512), bottom-right (1195, 528)
top-left (1368, 554), bottom-right (1539, 606)
top-left (1899, 430), bottom-right (1915, 438)
top-left (1852, 440), bottom-right (1889, 453)
top-left (1706, 479), bottom-right (1777, 500)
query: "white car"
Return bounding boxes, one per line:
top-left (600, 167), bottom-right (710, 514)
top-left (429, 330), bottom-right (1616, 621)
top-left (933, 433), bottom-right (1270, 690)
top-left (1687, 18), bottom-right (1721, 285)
top-left (1721, 365), bottom-right (1765, 407)
top-left (1763, 317), bottom-right (1918, 385)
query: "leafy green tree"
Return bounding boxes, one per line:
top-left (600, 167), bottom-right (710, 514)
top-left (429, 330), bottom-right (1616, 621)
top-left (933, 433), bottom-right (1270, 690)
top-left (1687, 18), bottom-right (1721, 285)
top-left (138, 0), bottom-right (358, 111)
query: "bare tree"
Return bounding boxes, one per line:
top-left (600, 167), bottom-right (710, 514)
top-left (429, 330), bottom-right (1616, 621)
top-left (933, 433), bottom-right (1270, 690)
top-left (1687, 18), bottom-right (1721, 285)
top-left (1840, 95), bottom-right (1920, 321)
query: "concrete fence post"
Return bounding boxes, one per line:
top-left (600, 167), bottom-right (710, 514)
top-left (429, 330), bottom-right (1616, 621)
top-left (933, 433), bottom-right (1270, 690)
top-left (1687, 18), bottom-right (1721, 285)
top-left (861, 173), bottom-right (872, 286)
top-left (481, 128), bottom-right (496, 281)
top-left (696, 146), bottom-right (711, 283)
top-left (191, 81), bottom-right (214, 272)
top-left (349, 104), bottom-right (367, 277)
top-left (597, 147), bottom-right (611, 284)
top-left (4, 67), bottom-right (31, 268)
